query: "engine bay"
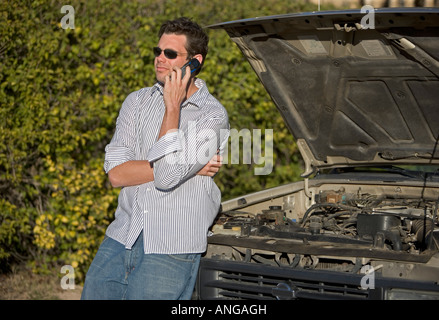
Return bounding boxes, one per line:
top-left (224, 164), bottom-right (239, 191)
top-left (212, 184), bottom-right (439, 257)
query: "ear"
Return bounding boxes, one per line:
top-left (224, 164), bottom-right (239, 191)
top-left (193, 54), bottom-right (203, 65)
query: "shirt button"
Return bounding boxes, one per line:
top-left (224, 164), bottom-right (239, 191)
top-left (144, 210), bottom-right (148, 214)
top-left (146, 187), bottom-right (151, 191)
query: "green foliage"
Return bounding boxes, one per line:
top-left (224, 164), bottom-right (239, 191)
top-left (0, 0), bottom-right (335, 279)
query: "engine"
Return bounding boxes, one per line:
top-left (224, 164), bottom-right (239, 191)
top-left (216, 188), bottom-right (439, 254)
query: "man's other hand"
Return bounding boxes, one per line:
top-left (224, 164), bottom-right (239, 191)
top-left (197, 155), bottom-right (223, 177)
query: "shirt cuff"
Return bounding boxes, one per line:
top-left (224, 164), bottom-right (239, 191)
top-left (104, 145), bottom-right (136, 173)
top-left (146, 131), bottom-right (183, 163)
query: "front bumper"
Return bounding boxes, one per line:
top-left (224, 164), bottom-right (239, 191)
top-left (196, 258), bottom-right (439, 300)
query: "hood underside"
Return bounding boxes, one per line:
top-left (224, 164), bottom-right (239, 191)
top-left (209, 8), bottom-right (439, 174)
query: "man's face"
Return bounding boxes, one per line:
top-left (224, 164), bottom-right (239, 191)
top-left (154, 33), bottom-right (189, 84)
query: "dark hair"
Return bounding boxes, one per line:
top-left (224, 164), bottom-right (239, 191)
top-left (158, 17), bottom-right (208, 74)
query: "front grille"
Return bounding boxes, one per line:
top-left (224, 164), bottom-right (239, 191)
top-left (198, 259), bottom-right (370, 300)
top-left (216, 271), bottom-right (368, 299)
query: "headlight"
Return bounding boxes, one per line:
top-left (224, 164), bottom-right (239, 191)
top-left (386, 288), bottom-right (439, 300)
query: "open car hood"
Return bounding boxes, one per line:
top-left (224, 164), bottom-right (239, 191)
top-left (209, 8), bottom-right (439, 175)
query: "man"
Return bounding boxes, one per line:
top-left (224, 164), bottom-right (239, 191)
top-left (81, 17), bottom-right (229, 300)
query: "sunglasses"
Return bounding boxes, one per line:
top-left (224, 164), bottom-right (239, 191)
top-left (153, 47), bottom-right (188, 60)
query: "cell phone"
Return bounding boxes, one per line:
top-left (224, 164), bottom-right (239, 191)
top-left (181, 58), bottom-right (201, 79)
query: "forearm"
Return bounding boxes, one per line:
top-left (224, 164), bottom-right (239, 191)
top-left (152, 119), bottom-right (229, 190)
top-left (107, 160), bottom-right (154, 188)
top-left (158, 108), bottom-right (179, 140)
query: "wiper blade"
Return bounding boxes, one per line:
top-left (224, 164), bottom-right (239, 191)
top-left (372, 165), bottom-right (423, 179)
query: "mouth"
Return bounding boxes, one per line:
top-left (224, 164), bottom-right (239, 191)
top-left (156, 68), bottom-right (168, 75)
top-left (155, 64), bottom-right (169, 73)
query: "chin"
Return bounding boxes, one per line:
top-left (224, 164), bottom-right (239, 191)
top-left (155, 74), bottom-right (165, 84)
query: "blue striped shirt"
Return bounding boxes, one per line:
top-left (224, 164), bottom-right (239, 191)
top-left (104, 79), bottom-right (229, 254)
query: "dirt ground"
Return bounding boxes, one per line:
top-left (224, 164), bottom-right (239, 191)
top-left (0, 266), bottom-right (82, 300)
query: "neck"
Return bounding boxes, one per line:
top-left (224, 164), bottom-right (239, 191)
top-left (186, 78), bottom-right (199, 98)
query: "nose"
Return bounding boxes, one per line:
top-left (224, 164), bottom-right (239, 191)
top-left (155, 51), bottom-right (167, 62)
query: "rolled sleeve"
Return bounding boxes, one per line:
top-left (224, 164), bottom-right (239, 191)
top-left (104, 145), bottom-right (136, 173)
top-left (151, 112), bottom-right (229, 191)
top-left (145, 131), bottom-right (183, 163)
top-left (103, 91), bottom-right (139, 173)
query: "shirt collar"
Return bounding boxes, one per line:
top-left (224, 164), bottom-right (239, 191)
top-left (152, 78), bottom-right (208, 109)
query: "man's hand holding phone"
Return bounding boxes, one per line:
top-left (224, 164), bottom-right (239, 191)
top-left (163, 65), bottom-right (191, 111)
top-left (159, 59), bottom-right (196, 140)
top-left (163, 58), bottom-right (200, 115)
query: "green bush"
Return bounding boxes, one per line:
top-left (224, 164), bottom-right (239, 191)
top-left (0, 0), bottom-right (337, 280)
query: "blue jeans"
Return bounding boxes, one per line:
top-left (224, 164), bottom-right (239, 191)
top-left (81, 234), bottom-right (201, 300)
